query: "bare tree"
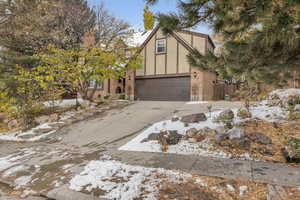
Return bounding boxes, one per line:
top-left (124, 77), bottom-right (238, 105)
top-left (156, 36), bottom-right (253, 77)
top-left (93, 3), bottom-right (133, 46)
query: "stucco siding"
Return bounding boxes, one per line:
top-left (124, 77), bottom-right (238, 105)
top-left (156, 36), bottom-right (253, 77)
top-left (136, 51), bottom-right (145, 76)
top-left (178, 43), bottom-right (190, 73)
top-left (156, 54), bottom-right (166, 74)
top-left (193, 36), bottom-right (206, 54)
top-left (156, 29), bottom-right (165, 39)
top-left (178, 32), bottom-right (192, 45)
top-left (167, 37), bottom-right (178, 74)
top-left (145, 35), bottom-right (155, 75)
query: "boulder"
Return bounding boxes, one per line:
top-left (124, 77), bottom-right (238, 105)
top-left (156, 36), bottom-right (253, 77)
top-left (259, 144), bottom-right (276, 156)
top-left (294, 104), bottom-right (300, 111)
top-left (198, 127), bottom-right (217, 136)
top-left (171, 115), bottom-right (180, 122)
top-left (0, 113), bottom-right (6, 123)
top-left (164, 130), bottom-right (182, 145)
top-left (233, 139), bottom-right (251, 150)
top-left (267, 185), bottom-right (288, 200)
top-left (215, 126), bottom-right (226, 134)
top-left (227, 128), bottom-right (245, 140)
top-left (248, 132), bottom-right (272, 145)
top-left (188, 137), bottom-right (198, 143)
top-left (7, 120), bottom-right (18, 130)
top-left (49, 113), bottom-right (60, 122)
top-left (215, 133), bottom-right (228, 144)
top-left (141, 133), bottom-right (161, 143)
top-left (218, 109), bottom-right (234, 121)
top-left (181, 113), bottom-right (207, 123)
top-left (142, 131), bottom-right (182, 145)
top-left (186, 128), bottom-right (198, 137)
top-left (35, 115), bottom-right (49, 125)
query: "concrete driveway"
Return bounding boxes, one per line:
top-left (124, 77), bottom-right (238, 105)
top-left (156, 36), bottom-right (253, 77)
top-left (59, 100), bottom-right (242, 148)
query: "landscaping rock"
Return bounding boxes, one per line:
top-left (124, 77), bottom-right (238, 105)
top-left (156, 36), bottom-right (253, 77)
top-left (198, 127), bottom-right (217, 136)
top-left (215, 133), bottom-right (228, 144)
top-left (218, 109), bottom-right (234, 121)
top-left (0, 113), bottom-right (6, 123)
top-left (142, 131), bottom-right (182, 145)
top-left (188, 137), bottom-right (198, 143)
top-left (234, 139), bottom-right (251, 150)
top-left (294, 104), bottom-right (300, 111)
top-left (7, 120), bottom-right (18, 130)
top-left (164, 130), bottom-right (182, 145)
top-left (171, 115), bottom-right (180, 122)
top-left (227, 128), bottom-right (245, 140)
top-left (181, 113), bottom-right (207, 123)
top-left (186, 128), bottom-right (198, 137)
top-left (141, 133), bottom-right (161, 143)
top-left (259, 144), bottom-right (276, 156)
top-left (35, 115), bottom-right (49, 125)
top-left (215, 126), bottom-right (226, 134)
top-left (248, 132), bottom-right (272, 145)
top-left (49, 113), bottom-right (60, 122)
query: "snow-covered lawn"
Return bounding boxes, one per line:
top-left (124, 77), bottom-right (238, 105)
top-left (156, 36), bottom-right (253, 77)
top-left (0, 112), bottom-right (75, 142)
top-left (69, 158), bottom-right (196, 200)
top-left (186, 101), bottom-right (209, 105)
top-left (119, 100), bottom-right (289, 159)
top-left (43, 99), bottom-right (85, 108)
top-left (269, 88), bottom-right (300, 99)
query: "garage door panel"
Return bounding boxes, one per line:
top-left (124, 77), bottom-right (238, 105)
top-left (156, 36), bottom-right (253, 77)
top-left (135, 76), bottom-right (190, 101)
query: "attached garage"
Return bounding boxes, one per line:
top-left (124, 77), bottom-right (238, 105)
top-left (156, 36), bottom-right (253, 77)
top-left (135, 76), bottom-right (191, 101)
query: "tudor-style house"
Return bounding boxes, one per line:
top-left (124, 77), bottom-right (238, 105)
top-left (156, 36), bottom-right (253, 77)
top-left (125, 26), bottom-right (217, 101)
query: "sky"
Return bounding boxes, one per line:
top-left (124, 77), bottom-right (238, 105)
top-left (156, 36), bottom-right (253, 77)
top-left (87, 0), bottom-right (212, 35)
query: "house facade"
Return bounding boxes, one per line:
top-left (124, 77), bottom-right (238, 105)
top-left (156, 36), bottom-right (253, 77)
top-left (125, 27), bottom-right (217, 101)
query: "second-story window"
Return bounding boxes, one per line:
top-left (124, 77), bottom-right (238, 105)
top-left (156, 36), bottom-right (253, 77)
top-left (156, 39), bottom-right (166, 54)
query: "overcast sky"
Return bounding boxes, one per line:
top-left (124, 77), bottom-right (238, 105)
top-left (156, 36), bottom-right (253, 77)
top-left (87, 0), bottom-right (212, 34)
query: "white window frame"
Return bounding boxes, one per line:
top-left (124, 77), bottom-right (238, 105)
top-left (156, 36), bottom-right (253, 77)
top-left (156, 39), bottom-right (166, 54)
top-left (88, 80), bottom-right (103, 89)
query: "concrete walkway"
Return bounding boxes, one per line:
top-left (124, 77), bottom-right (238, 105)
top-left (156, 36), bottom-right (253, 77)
top-left (109, 150), bottom-right (300, 187)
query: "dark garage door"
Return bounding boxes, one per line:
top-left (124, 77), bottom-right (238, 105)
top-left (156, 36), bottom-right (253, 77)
top-left (135, 76), bottom-right (190, 101)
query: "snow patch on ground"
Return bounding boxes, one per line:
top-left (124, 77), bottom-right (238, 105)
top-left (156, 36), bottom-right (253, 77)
top-left (186, 101), bottom-right (209, 105)
top-left (0, 149), bottom-right (35, 172)
top-left (0, 112), bottom-right (76, 142)
top-left (269, 88), bottom-right (300, 99)
top-left (69, 159), bottom-right (192, 200)
top-left (120, 101), bottom-right (288, 158)
top-left (43, 99), bottom-right (86, 108)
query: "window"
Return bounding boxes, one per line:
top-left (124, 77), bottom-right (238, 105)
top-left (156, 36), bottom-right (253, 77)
top-left (89, 80), bottom-right (103, 89)
top-left (156, 39), bottom-right (166, 54)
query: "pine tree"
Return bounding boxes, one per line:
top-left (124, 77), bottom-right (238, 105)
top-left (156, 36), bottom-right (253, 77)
top-left (146, 0), bottom-right (300, 86)
top-left (143, 5), bottom-right (155, 30)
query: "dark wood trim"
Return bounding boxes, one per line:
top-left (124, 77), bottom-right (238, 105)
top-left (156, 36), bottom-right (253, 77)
top-left (176, 41), bottom-right (179, 73)
top-left (205, 38), bottom-right (208, 54)
top-left (165, 37), bottom-right (168, 74)
top-left (172, 32), bottom-right (194, 53)
top-left (178, 29), bottom-right (215, 49)
top-left (108, 79), bottom-right (111, 93)
top-left (137, 26), bottom-right (160, 54)
top-left (144, 46), bottom-right (147, 75)
top-left (154, 33), bottom-right (157, 75)
top-left (136, 73), bottom-right (190, 79)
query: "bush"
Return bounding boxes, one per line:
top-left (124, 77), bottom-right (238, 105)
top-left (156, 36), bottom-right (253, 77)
top-left (103, 94), bottom-right (111, 100)
top-left (237, 108), bottom-right (252, 119)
